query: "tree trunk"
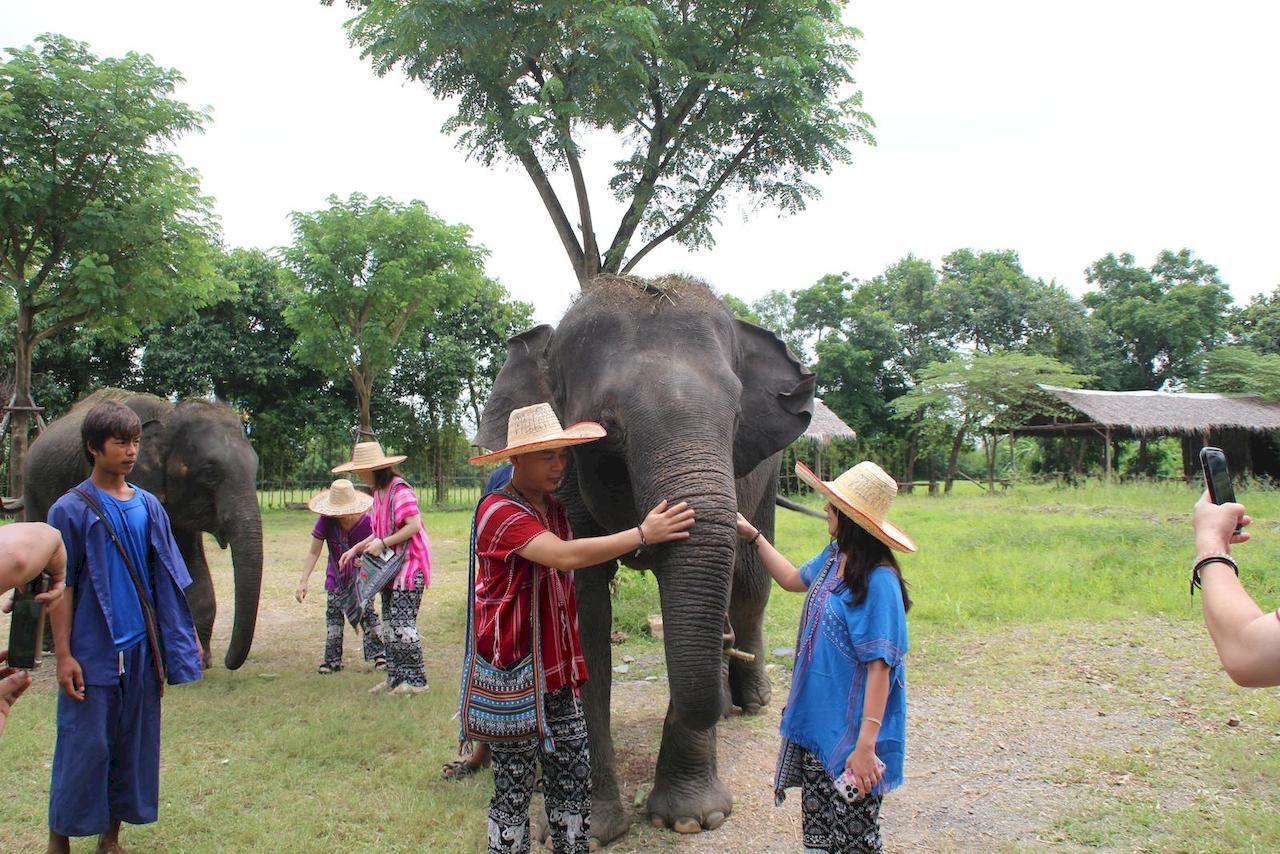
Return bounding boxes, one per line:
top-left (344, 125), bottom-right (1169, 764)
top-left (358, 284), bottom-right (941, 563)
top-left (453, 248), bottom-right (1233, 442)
top-left (903, 429), bottom-right (918, 494)
top-left (985, 432), bottom-right (996, 491)
top-left (928, 453), bottom-right (938, 495)
top-left (945, 419), bottom-right (969, 494)
top-left (8, 308), bottom-right (36, 500)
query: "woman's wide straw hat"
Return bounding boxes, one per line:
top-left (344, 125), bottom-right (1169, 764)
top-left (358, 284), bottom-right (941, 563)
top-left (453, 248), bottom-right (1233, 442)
top-left (469, 402), bottom-right (606, 464)
top-left (331, 440), bottom-right (407, 474)
top-left (307, 478), bottom-right (374, 517)
top-left (795, 460), bottom-right (917, 553)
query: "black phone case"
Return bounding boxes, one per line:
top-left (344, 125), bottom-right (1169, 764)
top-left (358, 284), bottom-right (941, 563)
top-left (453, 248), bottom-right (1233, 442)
top-left (6, 581), bottom-right (46, 669)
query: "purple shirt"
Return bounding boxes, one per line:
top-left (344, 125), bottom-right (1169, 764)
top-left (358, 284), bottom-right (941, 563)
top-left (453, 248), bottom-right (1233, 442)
top-left (312, 514), bottom-right (373, 591)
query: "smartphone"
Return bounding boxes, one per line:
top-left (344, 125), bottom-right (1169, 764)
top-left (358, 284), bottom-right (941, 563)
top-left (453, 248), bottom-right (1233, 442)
top-left (1200, 446), bottom-right (1241, 535)
top-left (6, 571), bottom-right (50, 670)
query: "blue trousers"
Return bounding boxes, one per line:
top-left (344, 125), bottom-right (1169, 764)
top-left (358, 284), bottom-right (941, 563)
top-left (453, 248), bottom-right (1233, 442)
top-left (49, 640), bottom-right (162, 837)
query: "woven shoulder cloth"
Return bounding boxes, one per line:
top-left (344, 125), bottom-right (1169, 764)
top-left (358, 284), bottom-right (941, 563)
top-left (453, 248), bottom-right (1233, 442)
top-left (342, 480), bottom-right (407, 627)
top-left (456, 487), bottom-right (552, 751)
top-left (71, 487), bottom-right (168, 697)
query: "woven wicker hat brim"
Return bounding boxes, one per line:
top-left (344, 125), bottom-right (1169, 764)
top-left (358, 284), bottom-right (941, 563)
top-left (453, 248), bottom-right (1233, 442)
top-left (795, 461), bottom-right (916, 553)
top-left (468, 422), bottom-right (607, 464)
top-left (331, 453), bottom-right (407, 474)
top-left (307, 488), bottom-right (374, 517)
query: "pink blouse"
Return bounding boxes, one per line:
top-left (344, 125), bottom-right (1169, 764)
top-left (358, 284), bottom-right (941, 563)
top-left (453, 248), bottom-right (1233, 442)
top-left (370, 477), bottom-right (431, 591)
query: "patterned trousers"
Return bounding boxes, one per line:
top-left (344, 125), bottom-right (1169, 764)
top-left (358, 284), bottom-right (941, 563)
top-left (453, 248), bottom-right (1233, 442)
top-left (323, 590), bottom-right (384, 670)
top-left (800, 749), bottom-right (884, 854)
top-left (378, 576), bottom-right (426, 689)
top-left (487, 688), bottom-right (591, 854)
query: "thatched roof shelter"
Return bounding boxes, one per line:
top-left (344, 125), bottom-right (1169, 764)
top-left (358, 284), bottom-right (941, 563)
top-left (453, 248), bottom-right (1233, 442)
top-left (1015, 385), bottom-right (1280, 481)
top-left (1026, 386), bottom-right (1280, 437)
top-left (805, 399), bottom-right (857, 444)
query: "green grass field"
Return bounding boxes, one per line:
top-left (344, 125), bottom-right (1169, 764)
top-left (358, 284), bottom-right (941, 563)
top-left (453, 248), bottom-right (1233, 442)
top-left (3, 481), bottom-right (1278, 850)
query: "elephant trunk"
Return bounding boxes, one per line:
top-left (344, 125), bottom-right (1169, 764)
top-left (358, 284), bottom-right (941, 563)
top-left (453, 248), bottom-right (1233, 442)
top-left (222, 502), bottom-right (263, 670)
top-left (634, 442), bottom-right (737, 733)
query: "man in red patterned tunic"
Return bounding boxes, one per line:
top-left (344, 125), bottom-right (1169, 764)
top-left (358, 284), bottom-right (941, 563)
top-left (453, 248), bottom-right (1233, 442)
top-left (469, 403), bottom-right (694, 853)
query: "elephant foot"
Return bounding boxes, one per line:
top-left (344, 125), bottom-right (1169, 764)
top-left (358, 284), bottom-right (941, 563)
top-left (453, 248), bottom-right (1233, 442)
top-left (645, 771), bottom-right (732, 834)
top-left (728, 660), bottom-right (771, 713)
top-left (587, 798), bottom-right (629, 849)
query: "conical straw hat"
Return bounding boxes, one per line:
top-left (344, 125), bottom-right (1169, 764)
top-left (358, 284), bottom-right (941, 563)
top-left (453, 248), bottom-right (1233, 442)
top-left (795, 460), bottom-right (916, 553)
top-left (307, 478), bottom-right (374, 516)
top-left (331, 441), bottom-right (407, 474)
top-left (469, 402), bottom-right (606, 464)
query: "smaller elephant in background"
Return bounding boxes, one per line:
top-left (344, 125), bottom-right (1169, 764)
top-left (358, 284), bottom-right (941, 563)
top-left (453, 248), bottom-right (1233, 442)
top-left (23, 389), bottom-right (264, 670)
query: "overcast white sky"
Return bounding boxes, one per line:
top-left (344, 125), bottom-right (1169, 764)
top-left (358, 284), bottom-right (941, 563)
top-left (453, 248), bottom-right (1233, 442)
top-left (5, 1), bottom-right (1279, 325)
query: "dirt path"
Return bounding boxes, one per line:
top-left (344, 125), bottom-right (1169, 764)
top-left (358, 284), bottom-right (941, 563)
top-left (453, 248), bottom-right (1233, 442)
top-left (570, 620), bottom-right (1263, 853)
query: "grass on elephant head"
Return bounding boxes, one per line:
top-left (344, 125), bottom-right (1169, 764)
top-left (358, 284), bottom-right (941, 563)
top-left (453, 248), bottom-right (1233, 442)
top-left (2, 479), bottom-right (1279, 850)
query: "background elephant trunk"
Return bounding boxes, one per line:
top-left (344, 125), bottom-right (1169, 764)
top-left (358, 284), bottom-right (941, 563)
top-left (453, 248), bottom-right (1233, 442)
top-left (634, 443), bottom-right (738, 732)
top-left (222, 502), bottom-right (263, 670)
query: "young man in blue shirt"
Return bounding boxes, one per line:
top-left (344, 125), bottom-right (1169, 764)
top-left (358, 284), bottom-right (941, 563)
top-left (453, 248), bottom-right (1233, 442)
top-left (45, 400), bottom-right (203, 854)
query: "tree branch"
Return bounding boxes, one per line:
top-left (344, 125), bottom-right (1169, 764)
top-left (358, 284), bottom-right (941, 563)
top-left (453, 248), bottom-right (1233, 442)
top-left (30, 309), bottom-right (91, 348)
top-left (515, 147), bottom-right (585, 282)
top-left (621, 126), bottom-right (765, 273)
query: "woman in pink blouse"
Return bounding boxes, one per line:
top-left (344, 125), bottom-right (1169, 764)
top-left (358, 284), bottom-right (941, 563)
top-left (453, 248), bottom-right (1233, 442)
top-left (336, 441), bottom-right (432, 695)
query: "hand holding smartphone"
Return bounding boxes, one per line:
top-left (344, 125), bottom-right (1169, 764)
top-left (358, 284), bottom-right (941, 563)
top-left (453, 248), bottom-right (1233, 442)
top-left (1200, 447), bottom-right (1242, 535)
top-left (6, 571), bottom-right (51, 670)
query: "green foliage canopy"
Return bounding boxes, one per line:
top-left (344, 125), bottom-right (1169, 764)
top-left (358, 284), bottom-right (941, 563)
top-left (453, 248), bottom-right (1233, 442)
top-left (330, 0), bottom-right (874, 282)
top-left (0, 33), bottom-right (222, 494)
top-left (1082, 249), bottom-right (1231, 390)
top-left (282, 193), bottom-right (490, 432)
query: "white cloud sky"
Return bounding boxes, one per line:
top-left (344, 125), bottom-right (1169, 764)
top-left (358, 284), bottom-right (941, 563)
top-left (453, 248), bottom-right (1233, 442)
top-left (5, 1), bottom-right (1278, 326)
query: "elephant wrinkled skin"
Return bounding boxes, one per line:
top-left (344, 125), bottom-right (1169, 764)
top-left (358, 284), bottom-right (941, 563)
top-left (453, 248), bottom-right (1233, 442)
top-left (23, 389), bottom-right (264, 670)
top-left (476, 276), bottom-right (814, 845)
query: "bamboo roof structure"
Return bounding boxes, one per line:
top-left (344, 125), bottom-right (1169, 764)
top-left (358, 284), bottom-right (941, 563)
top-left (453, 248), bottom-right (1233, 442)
top-left (805, 399), bottom-right (856, 444)
top-left (1022, 385), bottom-right (1280, 438)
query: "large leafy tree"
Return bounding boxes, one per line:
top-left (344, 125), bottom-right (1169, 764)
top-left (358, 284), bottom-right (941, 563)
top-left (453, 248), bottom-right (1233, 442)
top-left (891, 351), bottom-right (1090, 492)
top-left (330, 0), bottom-right (874, 284)
top-left (1227, 286), bottom-right (1280, 355)
top-left (141, 248), bottom-right (353, 475)
top-left (1198, 346), bottom-right (1280, 399)
top-left (1082, 249), bottom-right (1231, 390)
top-left (380, 280), bottom-right (533, 503)
top-left (0, 34), bottom-right (222, 496)
top-left (282, 193), bottom-right (489, 433)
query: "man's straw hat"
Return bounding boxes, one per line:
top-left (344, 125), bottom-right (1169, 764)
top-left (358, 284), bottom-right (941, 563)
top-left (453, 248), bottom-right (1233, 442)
top-left (331, 440), bottom-right (407, 474)
top-left (469, 403), bottom-right (606, 464)
top-left (307, 478), bottom-right (374, 517)
top-left (795, 460), bottom-right (916, 553)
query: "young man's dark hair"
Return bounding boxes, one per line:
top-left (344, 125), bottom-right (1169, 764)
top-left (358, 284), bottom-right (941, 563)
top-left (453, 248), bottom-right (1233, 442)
top-left (81, 401), bottom-right (142, 465)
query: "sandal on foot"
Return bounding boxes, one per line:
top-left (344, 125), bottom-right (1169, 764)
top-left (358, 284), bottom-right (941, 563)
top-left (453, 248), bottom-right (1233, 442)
top-left (390, 682), bottom-right (429, 696)
top-left (373, 657), bottom-right (387, 671)
top-left (318, 664), bottom-right (340, 675)
top-left (441, 759), bottom-right (487, 780)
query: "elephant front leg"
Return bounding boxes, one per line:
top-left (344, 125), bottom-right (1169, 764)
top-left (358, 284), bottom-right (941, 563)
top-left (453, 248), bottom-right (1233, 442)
top-left (574, 563), bottom-right (631, 848)
top-left (646, 704), bottom-right (732, 833)
top-left (727, 543), bottom-right (773, 714)
top-left (173, 528), bottom-right (214, 669)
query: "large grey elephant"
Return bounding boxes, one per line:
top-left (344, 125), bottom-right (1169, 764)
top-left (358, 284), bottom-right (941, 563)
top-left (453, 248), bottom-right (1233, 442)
top-left (23, 389), bottom-right (263, 670)
top-left (475, 275), bottom-right (814, 844)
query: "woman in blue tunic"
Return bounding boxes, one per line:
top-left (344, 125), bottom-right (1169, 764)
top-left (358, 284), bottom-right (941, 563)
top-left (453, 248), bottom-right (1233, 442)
top-left (737, 460), bottom-right (914, 854)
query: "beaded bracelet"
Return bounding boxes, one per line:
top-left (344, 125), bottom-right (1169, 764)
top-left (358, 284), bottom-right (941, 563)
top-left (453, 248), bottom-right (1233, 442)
top-left (1190, 553), bottom-right (1238, 596)
top-left (748, 530), bottom-right (763, 547)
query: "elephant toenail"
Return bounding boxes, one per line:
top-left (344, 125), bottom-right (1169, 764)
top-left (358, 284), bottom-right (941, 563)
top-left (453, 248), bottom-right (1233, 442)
top-left (705, 811), bottom-right (726, 830)
top-left (673, 817), bottom-right (702, 834)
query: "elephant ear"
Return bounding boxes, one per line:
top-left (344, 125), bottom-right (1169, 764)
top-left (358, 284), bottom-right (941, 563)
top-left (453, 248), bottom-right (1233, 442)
top-left (733, 319), bottom-right (816, 477)
top-left (135, 415), bottom-right (170, 502)
top-left (475, 325), bottom-right (556, 452)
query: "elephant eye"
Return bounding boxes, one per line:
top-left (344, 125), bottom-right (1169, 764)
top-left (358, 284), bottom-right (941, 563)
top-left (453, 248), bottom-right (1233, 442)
top-left (195, 463), bottom-right (220, 484)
